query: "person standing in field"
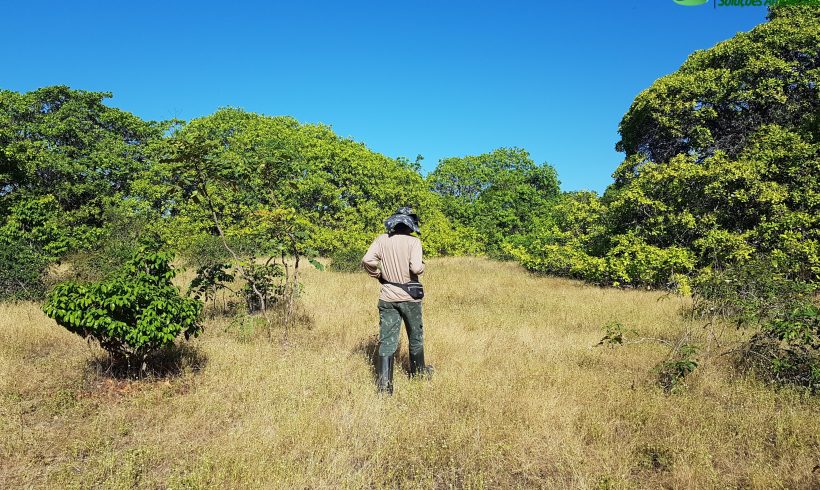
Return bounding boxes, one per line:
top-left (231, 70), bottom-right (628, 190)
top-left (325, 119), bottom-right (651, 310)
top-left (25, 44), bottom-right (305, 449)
top-left (362, 207), bottom-right (432, 395)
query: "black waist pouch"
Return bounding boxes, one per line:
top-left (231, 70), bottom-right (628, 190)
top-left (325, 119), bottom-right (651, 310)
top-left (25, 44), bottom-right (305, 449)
top-left (379, 277), bottom-right (424, 300)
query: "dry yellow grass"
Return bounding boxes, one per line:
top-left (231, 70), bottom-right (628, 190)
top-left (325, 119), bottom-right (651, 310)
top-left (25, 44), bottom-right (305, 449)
top-left (1, 257), bottom-right (818, 488)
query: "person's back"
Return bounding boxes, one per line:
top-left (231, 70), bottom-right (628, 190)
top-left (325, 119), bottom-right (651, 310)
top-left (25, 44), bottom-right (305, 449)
top-left (362, 232), bottom-right (425, 303)
top-left (361, 208), bottom-right (432, 395)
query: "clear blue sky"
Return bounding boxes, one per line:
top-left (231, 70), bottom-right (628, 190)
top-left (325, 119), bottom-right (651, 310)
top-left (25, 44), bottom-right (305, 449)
top-left (1, 1), bottom-right (767, 193)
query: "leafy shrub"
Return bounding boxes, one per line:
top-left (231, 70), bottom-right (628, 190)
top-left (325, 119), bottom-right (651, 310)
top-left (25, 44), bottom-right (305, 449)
top-left (692, 257), bottom-right (819, 391)
top-left (43, 250), bottom-right (203, 371)
top-left (188, 264), bottom-right (234, 298)
top-left (330, 244), bottom-right (366, 272)
top-left (507, 237), bottom-right (694, 289)
top-left (596, 321), bottom-right (636, 347)
top-left (420, 210), bottom-right (485, 257)
top-left (0, 235), bottom-right (49, 301)
top-left (0, 194), bottom-right (93, 300)
top-left (692, 258), bottom-right (814, 323)
top-left (188, 262), bottom-right (236, 314)
top-left (242, 263), bottom-right (287, 313)
top-left (604, 234), bottom-right (695, 287)
top-left (505, 242), bottom-right (606, 283)
top-left (656, 344), bottom-right (699, 393)
top-left (741, 305), bottom-right (820, 392)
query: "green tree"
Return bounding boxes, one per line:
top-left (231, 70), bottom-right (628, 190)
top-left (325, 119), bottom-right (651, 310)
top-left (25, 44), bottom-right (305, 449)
top-left (428, 147), bottom-right (560, 255)
top-left (0, 86), bottom-right (162, 228)
top-left (143, 108), bottom-right (448, 257)
top-left (0, 86), bottom-right (164, 298)
top-left (516, 5), bottom-right (818, 287)
top-left (608, 4), bottom-right (819, 282)
top-left (511, 4), bottom-right (820, 388)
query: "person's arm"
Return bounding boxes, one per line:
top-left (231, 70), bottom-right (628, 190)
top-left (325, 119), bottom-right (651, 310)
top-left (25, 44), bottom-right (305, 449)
top-left (409, 238), bottom-right (425, 275)
top-left (361, 236), bottom-right (382, 279)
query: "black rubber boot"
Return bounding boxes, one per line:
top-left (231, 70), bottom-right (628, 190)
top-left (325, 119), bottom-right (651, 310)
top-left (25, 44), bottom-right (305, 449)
top-left (376, 355), bottom-right (394, 395)
top-left (409, 350), bottom-right (434, 380)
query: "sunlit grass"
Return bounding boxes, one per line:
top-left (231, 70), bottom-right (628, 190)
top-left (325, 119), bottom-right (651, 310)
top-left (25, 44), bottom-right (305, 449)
top-left (1, 257), bottom-right (818, 488)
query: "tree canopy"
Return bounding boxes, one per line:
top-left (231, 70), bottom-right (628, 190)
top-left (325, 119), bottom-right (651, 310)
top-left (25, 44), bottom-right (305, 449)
top-left (512, 4), bottom-right (820, 289)
top-left (427, 147), bottom-right (560, 256)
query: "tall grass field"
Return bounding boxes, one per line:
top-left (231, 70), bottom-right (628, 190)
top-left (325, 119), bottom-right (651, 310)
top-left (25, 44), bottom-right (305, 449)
top-left (1, 257), bottom-right (818, 488)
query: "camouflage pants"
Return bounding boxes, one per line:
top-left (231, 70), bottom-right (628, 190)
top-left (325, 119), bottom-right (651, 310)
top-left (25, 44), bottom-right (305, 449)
top-left (378, 300), bottom-right (424, 356)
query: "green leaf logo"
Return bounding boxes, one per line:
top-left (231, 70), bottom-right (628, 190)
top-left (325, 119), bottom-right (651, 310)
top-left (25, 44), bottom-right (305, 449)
top-left (673, 0), bottom-right (709, 5)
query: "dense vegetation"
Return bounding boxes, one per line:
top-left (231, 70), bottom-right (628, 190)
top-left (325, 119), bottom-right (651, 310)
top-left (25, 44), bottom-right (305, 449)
top-left (508, 4), bottom-right (819, 291)
top-left (0, 5), bottom-right (817, 385)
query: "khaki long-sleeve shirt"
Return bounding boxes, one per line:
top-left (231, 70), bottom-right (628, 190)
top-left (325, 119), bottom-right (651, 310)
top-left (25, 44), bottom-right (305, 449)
top-left (362, 233), bottom-right (425, 302)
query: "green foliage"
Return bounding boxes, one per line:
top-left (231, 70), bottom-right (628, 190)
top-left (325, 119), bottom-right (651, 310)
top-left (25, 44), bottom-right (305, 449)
top-left (605, 234), bottom-right (695, 287)
top-left (0, 86), bottom-right (163, 250)
top-left (596, 321), bottom-right (637, 347)
top-left (0, 194), bottom-right (96, 300)
top-left (43, 250), bottom-right (203, 367)
top-left (241, 263), bottom-right (287, 313)
top-left (691, 254), bottom-right (819, 390)
top-left (147, 108), bottom-right (446, 258)
top-left (0, 195), bottom-right (95, 260)
top-left (506, 210), bottom-right (695, 288)
top-left (609, 6), bottom-right (820, 282)
top-left (0, 89), bottom-right (487, 306)
top-left (741, 305), bottom-right (820, 392)
top-left (692, 257), bottom-right (815, 323)
top-left (656, 344), bottom-right (699, 393)
top-left (0, 86), bottom-right (163, 299)
top-left (744, 296), bottom-right (818, 392)
top-left (616, 4), bottom-right (820, 169)
top-left (511, 9), bottom-right (819, 293)
top-left (63, 203), bottom-right (166, 283)
top-left (188, 263), bottom-right (235, 306)
top-left (419, 206), bottom-right (485, 257)
top-left (329, 244), bottom-right (366, 273)
top-left (0, 232), bottom-right (49, 300)
top-left (427, 147), bottom-right (560, 256)
top-left (768, 304), bottom-right (820, 347)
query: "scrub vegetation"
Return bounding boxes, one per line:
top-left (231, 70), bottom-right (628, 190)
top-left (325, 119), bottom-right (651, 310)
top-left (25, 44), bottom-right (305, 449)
top-left (0, 3), bottom-right (818, 488)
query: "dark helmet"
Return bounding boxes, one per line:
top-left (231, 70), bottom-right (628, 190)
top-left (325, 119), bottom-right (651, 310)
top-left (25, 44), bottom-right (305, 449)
top-left (385, 206), bottom-right (420, 234)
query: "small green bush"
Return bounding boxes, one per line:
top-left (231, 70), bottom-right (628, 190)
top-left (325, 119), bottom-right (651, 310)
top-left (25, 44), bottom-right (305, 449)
top-left (742, 305), bottom-right (820, 392)
top-left (330, 244), bottom-right (366, 273)
top-left (0, 235), bottom-right (49, 301)
top-left (656, 344), bottom-right (699, 393)
top-left (692, 258), bottom-right (814, 324)
top-left (507, 237), bottom-right (694, 289)
top-left (596, 321), bottom-right (636, 347)
top-left (188, 263), bottom-right (234, 300)
top-left (43, 250), bottom-right (203, 371)
top-left (692, 258), bottom-right (818, 391)
top-left (241, 263), bottom-right (286, 313)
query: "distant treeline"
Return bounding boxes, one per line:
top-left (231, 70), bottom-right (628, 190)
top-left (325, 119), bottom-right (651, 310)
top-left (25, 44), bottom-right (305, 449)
top-left (1, 4), bottom-right (817, 302)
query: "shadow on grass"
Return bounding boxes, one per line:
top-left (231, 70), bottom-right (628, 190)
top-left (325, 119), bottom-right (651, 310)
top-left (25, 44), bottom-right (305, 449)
top-left (353, 334), bottom-right (410, 380)
top-left (86, 342), bottom-right (208, 380)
